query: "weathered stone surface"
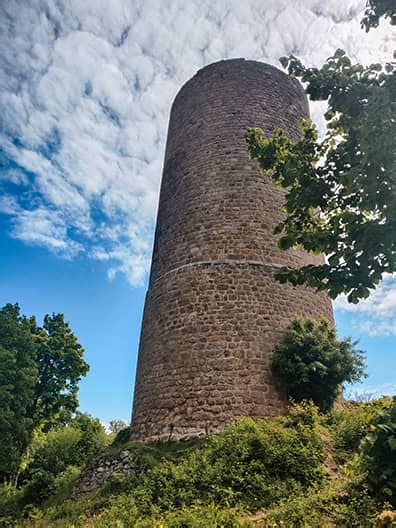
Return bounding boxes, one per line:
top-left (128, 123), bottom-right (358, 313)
top-left (130, 59), bottom-right (334, 443)
top-left (74, 450), bottom-right (140, 494)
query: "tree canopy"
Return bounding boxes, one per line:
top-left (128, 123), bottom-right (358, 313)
top-left (246, 1), bottom-right (395, 303)
top-left (361, 0), bottom-right (396, 31)
top-left (0, 303), bottom-right (89, 482)
top-left (0, 304), bottom-right (37, 482)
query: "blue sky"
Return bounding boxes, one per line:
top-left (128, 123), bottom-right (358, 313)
top-left (0, 221), bottom-right (145, 422)
top-left (0, 0), bottom-right (394, 422)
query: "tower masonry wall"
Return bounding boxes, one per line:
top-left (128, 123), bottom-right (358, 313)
top-left (130, 59), bottom-right (333, 443)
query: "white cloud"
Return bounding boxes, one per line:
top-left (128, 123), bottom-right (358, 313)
top-left (0, 0), bottom-right (392, 286)
top-left (335, 275), bottom-right (396, 336)
top-left (0, 195), bottom-right (83, 258)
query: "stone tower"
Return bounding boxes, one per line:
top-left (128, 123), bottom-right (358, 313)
top-left (130, 59), bottom-right (333, 443)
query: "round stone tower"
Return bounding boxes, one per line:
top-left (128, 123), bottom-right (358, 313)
top-left (130, 59), bottom-right (333, 442)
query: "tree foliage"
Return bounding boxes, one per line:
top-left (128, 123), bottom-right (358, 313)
top-left (0, 304), bottom-right (37, 482)
top-left (246, 3), bottom-right (395, 303)
top-left (32, 312), bottom-right (89, 428)
top-left (0, 303), bottom-right (89, 482)
top-left (359, 397), bottom-right (396, 504)
top-left (270, 318), bottom-right (366, 411)
top-left (361, 0), bottom-right (396, 31)
top-left (20, 413), bottom-right (107, 504)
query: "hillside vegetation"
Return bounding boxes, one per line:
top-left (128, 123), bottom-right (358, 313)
top-left (1, 305), bottom-right (394, 526)
top-left (1, 398), bottom-right (395, 527)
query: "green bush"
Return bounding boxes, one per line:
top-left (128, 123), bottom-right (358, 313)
top-left (271, 318), bottom-right (366, 411)
top-left (51, 465), bottom-right (81, 503)
top-left (144, 504), bottom-right (252, 528)
top-left (90, 499), bottom-right (251, 528)
top-left (99, 472), bottom-right (134, 496)
top-left (330, 398), bottom-right (393, 463)
top-left (19, 413), bottom-right (106, 505)
top-left (265, 482), bottom-right (376, 528)
top-left (111, 426), bottom-right (130, 446)
top-left (359, 397), bottom-right (396, 505)
top-left (71, 412), bottom-right (108, 461)
top-left (5, 400), bottom-right (395, 526)
top-left (134, 409), bottom-right (324, 512)
top-left (22, 467), bottom-right (57, 505)
top-left (37, 405), bottom-right (324, 523)
top-left (88, 494), bottom-right (142, 527)
top-left (0, 483), bottom-right (24, 527)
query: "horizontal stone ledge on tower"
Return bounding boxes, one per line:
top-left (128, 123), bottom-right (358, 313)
top-left (153, 258), bottom-right (288, 284)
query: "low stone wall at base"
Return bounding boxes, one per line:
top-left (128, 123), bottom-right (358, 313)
top-left (74, 449), bottom-right (141, 494)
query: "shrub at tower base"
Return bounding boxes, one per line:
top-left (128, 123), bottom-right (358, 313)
top-left (1, 398), bottom-right (395, 527)
top-left (270, 317), bottom-right (367, 411)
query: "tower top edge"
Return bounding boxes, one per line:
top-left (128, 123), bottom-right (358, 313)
top-left (173, 58), bottom-right (307, 109)
top-left (196, 58), bottom-right (283, 75)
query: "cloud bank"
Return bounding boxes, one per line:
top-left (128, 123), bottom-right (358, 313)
top-left (335, 275), bottom-right (396, 337)
top-left (0, 0), bottom-right (393, 289)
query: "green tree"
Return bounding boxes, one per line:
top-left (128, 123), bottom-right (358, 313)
top-left (20, 413), bottom-right (106, 504)
top-left (361, 0), bottom-right (396, 31)
top-left (270, 318), bottom-right (366, 411)
top-left (71, 412), bottom-right (108, 462)
top-left (0, 304), bottom-right (89, 482)
top-left (246, 1), bottom-right (395, 303)
top-left (0, 305), bottom-right (37, 483)
top-left (31, 313), bottom-right (89, 428)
